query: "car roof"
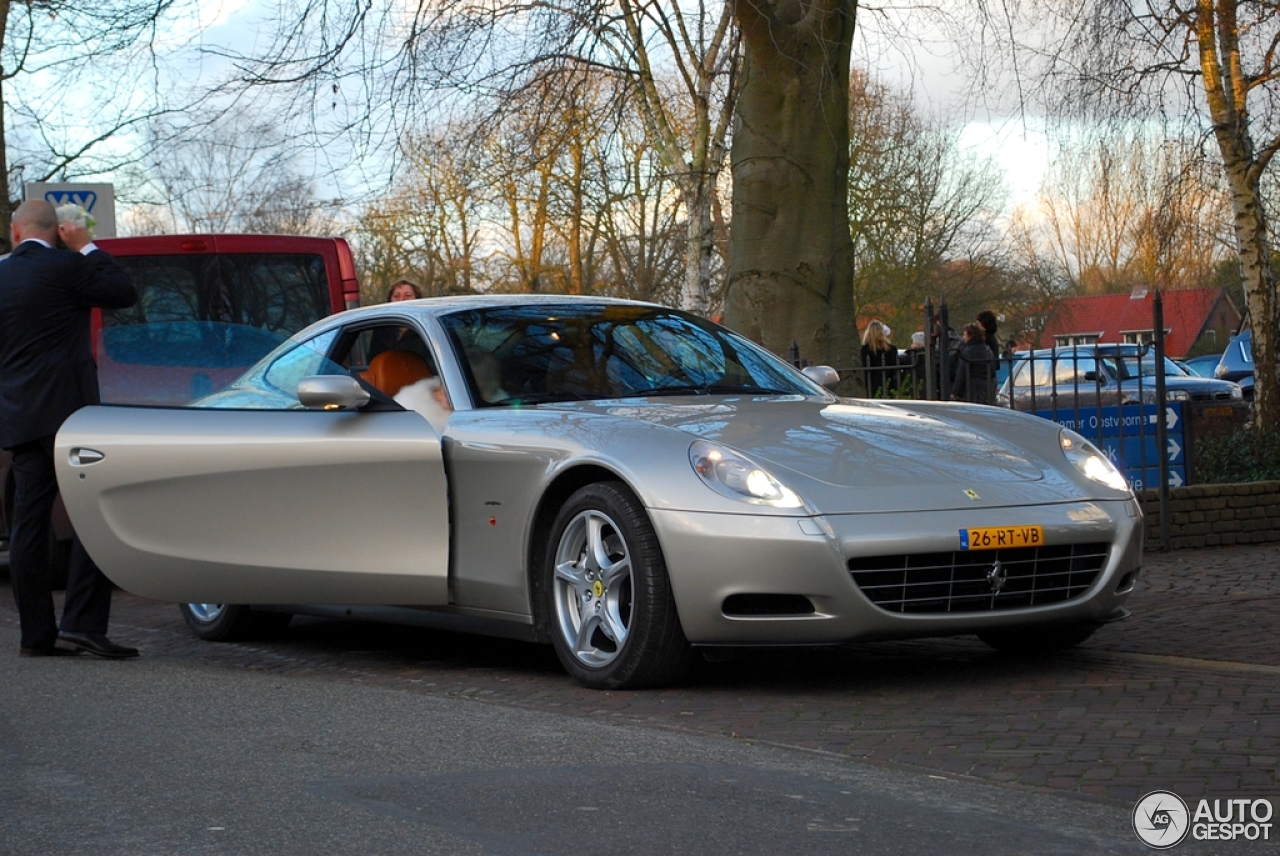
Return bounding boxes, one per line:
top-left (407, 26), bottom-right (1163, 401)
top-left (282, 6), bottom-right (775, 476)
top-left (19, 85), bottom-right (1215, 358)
top-left (326, 294), bottom-right (664, 321)
top-left (289, 294), bottom-right (670, 340)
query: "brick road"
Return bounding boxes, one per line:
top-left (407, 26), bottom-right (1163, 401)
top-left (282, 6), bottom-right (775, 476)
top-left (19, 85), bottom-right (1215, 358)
top-left (3, 543), bottom-right (1278, 809)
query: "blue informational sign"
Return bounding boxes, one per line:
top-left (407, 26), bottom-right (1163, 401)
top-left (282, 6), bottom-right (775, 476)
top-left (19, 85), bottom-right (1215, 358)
top-left (1034, 402), bottom-right (1185, 488)
top-left (1126, 466), bottom-right (1187, 491)
top-left (1099, 435), bottom-right (1185, 469)
top-left (1035, 403), bottom-right (1180, 438)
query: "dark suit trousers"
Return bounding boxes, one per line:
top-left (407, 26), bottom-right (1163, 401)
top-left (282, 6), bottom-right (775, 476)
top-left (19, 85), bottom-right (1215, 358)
top-left (8, 436), bottom-right (113, 647)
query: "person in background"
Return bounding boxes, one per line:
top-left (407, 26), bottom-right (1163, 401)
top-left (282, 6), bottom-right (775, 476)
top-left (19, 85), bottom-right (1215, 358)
top-left (976, 310), bottom-right (1001, 359)
top-left (387, 279), bottom-right (423, 303)
top-left (0, 201), bottom-right (140, 658)
top-left (952, 323), bottom-right (995, 405)
top-left (370, 278), bottom-right (428, 360)
top-left (860, 320), bottom-right (899, 397)
top-left (977, 310), bottom-right (1004, 402)
top-left (903, 331), bottom-right (927, 398)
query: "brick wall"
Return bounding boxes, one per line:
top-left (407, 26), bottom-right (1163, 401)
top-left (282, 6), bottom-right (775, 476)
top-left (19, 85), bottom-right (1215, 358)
top-left (1137, 481), bottom-right (1280, 549)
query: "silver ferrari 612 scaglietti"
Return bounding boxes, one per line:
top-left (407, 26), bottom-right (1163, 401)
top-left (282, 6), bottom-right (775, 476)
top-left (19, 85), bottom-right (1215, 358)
top-left (56, 296), bottom-right (1142, 689)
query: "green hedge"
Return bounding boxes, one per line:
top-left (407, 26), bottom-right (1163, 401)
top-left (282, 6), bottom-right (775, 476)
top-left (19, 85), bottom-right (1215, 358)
top-left (1196, 425), bottom-right (1280, 483)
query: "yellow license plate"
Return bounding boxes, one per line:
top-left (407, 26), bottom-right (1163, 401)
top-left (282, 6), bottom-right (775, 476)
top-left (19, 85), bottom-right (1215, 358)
top-left (959, 525), bottom-right (1044, 551)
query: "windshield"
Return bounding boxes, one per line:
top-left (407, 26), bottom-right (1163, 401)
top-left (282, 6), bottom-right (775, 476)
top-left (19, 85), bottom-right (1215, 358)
top-left (439, 304), bottom-right (821, 404)
top-left (1116, 353), bottom-right (1186, 380)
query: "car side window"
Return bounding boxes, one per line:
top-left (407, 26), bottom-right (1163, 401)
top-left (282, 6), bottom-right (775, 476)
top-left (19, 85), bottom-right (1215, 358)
top-left (192, 329), bottom-right (342, 409)
top-left (342, 324), bottom-right (436, 373)
top-left (262, 330), bottom-right (342, 395)
top-left (1013, 359), bottom-right (1055, 388)
top-left (1055, 357), bottom-right (1098, 386)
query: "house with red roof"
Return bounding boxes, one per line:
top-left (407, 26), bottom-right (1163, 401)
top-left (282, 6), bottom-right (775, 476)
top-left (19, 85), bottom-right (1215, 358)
top-left (1035, 287), bottom-right (1241, 358)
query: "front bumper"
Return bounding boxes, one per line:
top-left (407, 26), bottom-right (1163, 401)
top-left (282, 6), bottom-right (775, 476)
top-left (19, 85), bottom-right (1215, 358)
top-left (651, 498), bottom-right (1143, 645)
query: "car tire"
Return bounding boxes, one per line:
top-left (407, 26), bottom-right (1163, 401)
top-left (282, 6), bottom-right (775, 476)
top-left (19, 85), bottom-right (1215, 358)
top-left (545, 482), bottom-right (693, 690)
top-left (178, 603), bottom-right (292, 642)
top-left (977, 622), bottom-right (1099, 653)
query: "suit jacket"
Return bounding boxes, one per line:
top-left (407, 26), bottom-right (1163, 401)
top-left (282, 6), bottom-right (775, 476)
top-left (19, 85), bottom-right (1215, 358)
top-left (0, 241), bottom-right (138, 449)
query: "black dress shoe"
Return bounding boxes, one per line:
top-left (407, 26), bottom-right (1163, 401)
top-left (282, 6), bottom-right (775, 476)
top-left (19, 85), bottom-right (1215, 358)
top-left (57, 631), bottom-right (140, 659)
top-left (19, 645), bottom-right (81, 658)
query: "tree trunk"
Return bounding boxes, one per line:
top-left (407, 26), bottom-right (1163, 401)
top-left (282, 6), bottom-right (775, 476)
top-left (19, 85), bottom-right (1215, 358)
top-left (722, 0), bottom-right (857, 367)
top-left (1195, 0), bottom-right (1279, 428)
top-left (680, 176), bottom-right (715, 315)
top-left (1221, 160), bottom-right (1278, 428)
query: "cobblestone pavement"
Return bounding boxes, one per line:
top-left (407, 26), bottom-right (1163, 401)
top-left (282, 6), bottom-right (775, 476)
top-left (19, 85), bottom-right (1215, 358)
top-left (3, 543), bottom-right (1278, 811)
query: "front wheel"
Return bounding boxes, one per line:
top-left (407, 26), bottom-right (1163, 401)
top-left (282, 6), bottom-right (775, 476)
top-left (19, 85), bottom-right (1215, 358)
top-left (545, 482), bottom-right (693, 690)
top-left (179, 603), bottom-right (292, 641)
top-left (978, 622), bottom-right (1099, 654)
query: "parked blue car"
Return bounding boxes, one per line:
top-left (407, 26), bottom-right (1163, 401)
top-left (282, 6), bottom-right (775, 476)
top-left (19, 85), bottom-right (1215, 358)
top-left (999, 344), bottom-right (1244, 410)
top-left (1181, 353), bottom-right (1224, 378)
top-left (1214, 330), bottom-right (1253, 397)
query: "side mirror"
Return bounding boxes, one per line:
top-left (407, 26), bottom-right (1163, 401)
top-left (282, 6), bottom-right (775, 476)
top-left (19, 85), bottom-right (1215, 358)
top-left (802, 365), bottom-right (841, 390)
top-left (297, 375), bottom-right (372, 411)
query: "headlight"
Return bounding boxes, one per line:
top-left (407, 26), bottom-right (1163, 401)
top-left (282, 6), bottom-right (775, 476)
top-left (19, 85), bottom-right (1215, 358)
top-left (1166, 389), bottom-right (1190, 401)
top-left (688, 439), bottom-right (803, 507)
top-left (1059, 429), bottom-right (1129, 491)
top-left (1231, 385), bottom-right (1244, 400)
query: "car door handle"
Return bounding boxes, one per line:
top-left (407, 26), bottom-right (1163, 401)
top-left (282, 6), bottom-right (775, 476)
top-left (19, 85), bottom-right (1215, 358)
top-left (69, 448), bottom-right (105, 466)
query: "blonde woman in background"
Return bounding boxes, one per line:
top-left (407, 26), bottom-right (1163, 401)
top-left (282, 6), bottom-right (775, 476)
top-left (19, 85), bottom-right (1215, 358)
top-left (860, 320), bottom-right (899, 397)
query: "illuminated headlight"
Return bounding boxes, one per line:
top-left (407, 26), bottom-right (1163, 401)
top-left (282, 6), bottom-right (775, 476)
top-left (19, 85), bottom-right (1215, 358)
top-left (688, 440), bottom-right (803, 507)
top-left (1230, 385), bottom-right (1244, 400)
top-left (1059, 429), bottom-right (1129, 491)
top-left (1166, 389), bottom-right (1191, 401)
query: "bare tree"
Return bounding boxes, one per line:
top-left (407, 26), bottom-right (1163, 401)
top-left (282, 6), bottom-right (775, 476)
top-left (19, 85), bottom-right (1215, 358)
top-left (352, 117), bottom-right (494, 304)
top-left (604, 0), bottom-right (739, 314)
top-left (846, 69), bottom-right (1008, 339)
top-left (0, 0), bottom-right (203, 249)
top-left (352, 78), bottom-right (686, 304)
top-left (1005, 0), bottom-right (1280, 425)
top-left (125, 114), bottom-right (341, 236)
top-left (212, 0), bottom-right (738, 314)
top-left (1010, 131), bottom-right (1231, 299)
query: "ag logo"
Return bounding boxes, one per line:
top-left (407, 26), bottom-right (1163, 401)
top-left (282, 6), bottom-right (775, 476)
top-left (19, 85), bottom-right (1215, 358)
top-left (1133, 790), bottom-right (1190, 849)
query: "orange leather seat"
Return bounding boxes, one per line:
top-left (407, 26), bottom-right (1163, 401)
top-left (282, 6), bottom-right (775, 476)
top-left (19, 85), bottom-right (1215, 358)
top-left (361, 349), bottom-right (434, 397)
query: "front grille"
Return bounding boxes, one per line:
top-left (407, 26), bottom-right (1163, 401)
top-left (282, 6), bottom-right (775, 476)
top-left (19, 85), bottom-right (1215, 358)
top-left (848, 542), bottom-right (1109, 614)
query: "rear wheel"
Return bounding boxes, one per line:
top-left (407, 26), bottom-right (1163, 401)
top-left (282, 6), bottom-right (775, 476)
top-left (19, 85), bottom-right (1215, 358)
top-left (545, 482), bottom-right (692, 690)
top-left (179, 603), bottom-right (292, 641)
top-left (978, 622), bottom-right (1098, 653)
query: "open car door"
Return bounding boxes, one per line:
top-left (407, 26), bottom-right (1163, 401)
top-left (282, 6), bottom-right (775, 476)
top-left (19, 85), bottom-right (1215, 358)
top-left (54, 324), bottom-right (450, 606)
top-left (55, 405), bottom-right (448, 605)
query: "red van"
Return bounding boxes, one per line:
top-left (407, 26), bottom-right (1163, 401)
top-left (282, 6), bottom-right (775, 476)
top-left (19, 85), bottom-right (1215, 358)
top-left (1, 234), bottom-right (360, 578)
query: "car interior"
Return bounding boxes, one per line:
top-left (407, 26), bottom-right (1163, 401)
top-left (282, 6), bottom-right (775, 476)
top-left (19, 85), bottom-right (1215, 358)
top-left (339, 324), bottom-right (443, 401)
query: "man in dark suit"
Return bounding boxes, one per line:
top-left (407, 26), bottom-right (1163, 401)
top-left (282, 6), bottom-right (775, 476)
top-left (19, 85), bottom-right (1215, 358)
top-left (0, 200), bottom-right (139, 658)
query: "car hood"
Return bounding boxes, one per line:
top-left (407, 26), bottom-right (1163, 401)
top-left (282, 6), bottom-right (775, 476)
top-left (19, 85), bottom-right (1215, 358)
top-left (577, 396), bottom-right (1091, 513)
top-left (1123, 375), bottom-right (1233, 393)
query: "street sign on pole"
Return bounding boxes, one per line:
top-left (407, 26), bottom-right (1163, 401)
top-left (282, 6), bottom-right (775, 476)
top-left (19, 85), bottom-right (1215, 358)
top-left (24, 182), bottom-right (116, 238)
